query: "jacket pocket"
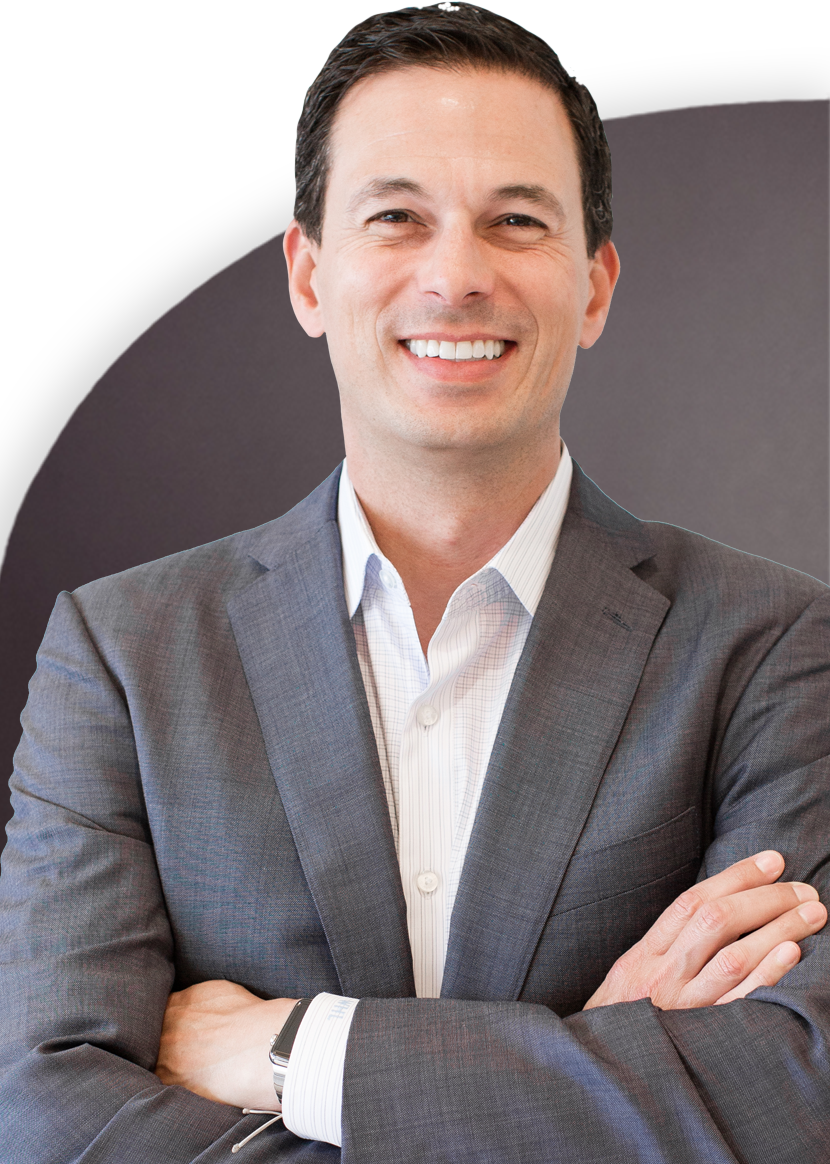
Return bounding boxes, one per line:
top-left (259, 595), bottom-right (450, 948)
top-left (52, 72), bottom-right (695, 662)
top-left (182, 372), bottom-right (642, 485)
top-left (552, 804), bottom-right (701, 916)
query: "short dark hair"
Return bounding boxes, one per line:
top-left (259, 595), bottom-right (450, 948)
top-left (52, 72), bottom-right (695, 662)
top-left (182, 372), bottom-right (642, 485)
top-left (294, 4), bottom-right (612, 256)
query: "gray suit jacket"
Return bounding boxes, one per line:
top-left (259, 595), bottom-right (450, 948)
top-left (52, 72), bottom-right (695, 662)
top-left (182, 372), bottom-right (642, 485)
top-left (1, 464), bottom-right (829, 1163)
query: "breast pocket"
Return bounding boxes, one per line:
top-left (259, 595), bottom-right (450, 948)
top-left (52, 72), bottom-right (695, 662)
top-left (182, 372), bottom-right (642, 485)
top-left (554, 804), bottom-right (702, 916)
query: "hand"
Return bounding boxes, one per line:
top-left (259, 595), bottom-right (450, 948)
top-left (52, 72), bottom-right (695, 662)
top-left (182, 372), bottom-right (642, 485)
top-left (584, 850), bottom-right (826, 1011)
top-left (155, 979), bottom-right (297, 1109)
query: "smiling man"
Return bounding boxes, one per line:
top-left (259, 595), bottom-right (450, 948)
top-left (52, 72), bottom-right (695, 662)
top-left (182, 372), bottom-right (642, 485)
top-left (1, 5), bottom-right (829, 1163)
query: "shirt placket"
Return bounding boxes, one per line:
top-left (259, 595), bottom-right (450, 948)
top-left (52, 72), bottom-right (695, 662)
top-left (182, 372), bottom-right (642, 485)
top-left (399, 583), bottom-right (487, 998)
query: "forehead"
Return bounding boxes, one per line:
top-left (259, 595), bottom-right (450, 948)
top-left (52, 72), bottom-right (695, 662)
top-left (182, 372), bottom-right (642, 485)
top-left (327, 65), bottom-right (581, 200)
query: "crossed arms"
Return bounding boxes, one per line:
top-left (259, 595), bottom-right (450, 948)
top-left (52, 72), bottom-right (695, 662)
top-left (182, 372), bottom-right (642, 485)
top-left (154, 853), bottom-right (825, 1116)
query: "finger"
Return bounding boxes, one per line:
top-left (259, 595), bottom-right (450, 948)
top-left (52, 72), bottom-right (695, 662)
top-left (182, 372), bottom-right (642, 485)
top-left (666, 882), bottom-right (820, 982)
top-left (714, 942), bottom-right (801, 1005)
top-left (680, 898), bottom-right (826, 1007)
top-left (642, 851), bottom-right (786, 956)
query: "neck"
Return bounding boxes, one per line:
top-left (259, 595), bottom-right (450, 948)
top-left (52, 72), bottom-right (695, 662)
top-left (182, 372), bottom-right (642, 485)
top-left (345, 432), bottom-right (561, 652)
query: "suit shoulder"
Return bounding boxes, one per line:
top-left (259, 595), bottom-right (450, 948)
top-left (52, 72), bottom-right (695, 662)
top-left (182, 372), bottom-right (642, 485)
top-left (570, 466), bottom-right (827, 619)
top-left (73, 523), bottom-right (265, 611)
top-left (640, 519), bottom-right (829, 624)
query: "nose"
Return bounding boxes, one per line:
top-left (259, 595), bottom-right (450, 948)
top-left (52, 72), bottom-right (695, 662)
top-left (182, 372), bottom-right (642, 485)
top-left (417, 219), bottom-right (495, 307)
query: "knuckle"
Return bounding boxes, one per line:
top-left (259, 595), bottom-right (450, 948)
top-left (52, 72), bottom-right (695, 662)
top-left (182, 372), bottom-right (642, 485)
top-left (641, 932), bottom-right (667, 957)
top-left (713, 946), bottom-right (746, 980)
top-left (696, 901), bottom-right (729, 934)
top-left (671, 888), bottom-right (704, 921)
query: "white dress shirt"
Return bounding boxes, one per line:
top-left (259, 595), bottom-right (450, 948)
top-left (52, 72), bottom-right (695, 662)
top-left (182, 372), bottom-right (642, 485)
top-left (282, 447), bottom-right (573, 1145)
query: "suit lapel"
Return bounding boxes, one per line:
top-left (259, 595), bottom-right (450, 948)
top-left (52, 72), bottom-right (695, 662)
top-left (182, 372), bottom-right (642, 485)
top-left (227, 472), bottom-right (415, 999)
top-left (441, 467), bottom-right (671, 1001)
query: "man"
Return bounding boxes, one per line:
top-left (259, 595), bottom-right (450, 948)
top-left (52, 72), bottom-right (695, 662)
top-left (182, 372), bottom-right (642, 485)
top-left (1, 5), bottom-right (828, 1162)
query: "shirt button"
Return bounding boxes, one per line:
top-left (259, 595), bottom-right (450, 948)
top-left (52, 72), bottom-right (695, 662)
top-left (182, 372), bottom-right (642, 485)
top-left (379, 568), bottom-right (397, 589)
top-left (416, 871), bottom-right (440, 894)
top-left (416, 704), bottom-right (439, 727)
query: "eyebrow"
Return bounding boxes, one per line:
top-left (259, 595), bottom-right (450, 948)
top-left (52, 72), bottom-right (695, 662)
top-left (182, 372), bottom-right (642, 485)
top-left (346, 177), bottom-right (427, 215)
top-left (346, 177), bottom-right (567, 222)
top-left (488, 184), bottom-right (567, 221)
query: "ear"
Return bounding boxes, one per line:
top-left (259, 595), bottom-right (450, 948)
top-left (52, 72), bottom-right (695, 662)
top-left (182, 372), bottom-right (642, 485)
top-left (283, 220), bottom-right (326, 338)
top-left (578, 241), bottom-right (620, 349)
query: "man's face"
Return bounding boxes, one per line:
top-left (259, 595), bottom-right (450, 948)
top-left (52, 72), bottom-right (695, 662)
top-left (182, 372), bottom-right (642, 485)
top-left (286, 65), bottom-right (618, 461)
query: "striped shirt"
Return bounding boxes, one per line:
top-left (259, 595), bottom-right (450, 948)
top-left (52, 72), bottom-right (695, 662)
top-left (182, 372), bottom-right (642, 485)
top-left (282, 446), bottom-right (573, 1145)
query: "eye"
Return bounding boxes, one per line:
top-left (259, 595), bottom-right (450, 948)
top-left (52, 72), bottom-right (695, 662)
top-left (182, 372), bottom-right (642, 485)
top-left (499, 213), bottom-right (546, 229)
top-left (370, 209), bottom-right (413, 224)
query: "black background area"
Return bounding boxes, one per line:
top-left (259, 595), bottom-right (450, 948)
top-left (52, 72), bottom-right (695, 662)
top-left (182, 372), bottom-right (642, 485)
top-left (3, 37), bottom-right (824, 558)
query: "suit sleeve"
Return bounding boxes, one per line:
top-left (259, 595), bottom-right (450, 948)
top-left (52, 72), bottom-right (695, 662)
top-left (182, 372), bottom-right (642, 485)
top-left (340, 590), bottom-right (830, 1164)
top-left (0, 592), bottom-right (338, 1163)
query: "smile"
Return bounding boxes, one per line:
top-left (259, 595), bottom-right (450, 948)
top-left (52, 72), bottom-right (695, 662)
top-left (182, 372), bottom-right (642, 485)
top-left (403, 339), bottom-right (507, 361)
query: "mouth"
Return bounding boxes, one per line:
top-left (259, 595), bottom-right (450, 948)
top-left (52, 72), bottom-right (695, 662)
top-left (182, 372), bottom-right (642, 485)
top-left (402, 338), bottom-right (508, 361)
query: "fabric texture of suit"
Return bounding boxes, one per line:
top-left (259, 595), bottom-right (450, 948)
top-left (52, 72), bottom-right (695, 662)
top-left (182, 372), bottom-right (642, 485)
top-left (1, 462), bottom-right (829, 1163)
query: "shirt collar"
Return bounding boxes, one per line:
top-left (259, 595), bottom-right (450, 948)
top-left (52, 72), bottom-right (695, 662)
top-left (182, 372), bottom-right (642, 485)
top-left (487, 445), bottom-right (572, 615)
top-left (338, 462), bottom-right (386, 618)
top-left (338, 445), bottom-right (572, 619)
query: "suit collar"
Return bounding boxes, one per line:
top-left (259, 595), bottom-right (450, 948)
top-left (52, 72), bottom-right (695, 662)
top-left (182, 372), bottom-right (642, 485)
top-left (241, 465), bottom-right (342, 571)
top-left (566, 460), bottom-right (657, 569)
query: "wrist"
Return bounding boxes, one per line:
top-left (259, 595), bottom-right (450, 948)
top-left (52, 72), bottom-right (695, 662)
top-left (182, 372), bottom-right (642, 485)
top-left (242, 997), bottom-right (299, 1111)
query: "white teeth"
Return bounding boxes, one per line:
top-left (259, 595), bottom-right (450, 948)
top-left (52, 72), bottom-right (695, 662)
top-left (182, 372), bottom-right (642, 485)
top-left (405, 339), bottom-right (506, 360)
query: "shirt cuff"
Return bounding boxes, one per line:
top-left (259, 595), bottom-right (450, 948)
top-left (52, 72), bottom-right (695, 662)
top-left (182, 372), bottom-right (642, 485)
top-left (281, 992), bottom-right (359, 1146)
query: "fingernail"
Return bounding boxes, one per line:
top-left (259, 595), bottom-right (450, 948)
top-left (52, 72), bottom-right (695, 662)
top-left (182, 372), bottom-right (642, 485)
top-left (775, 943), bottom-right (800, 967)
top-left (797, 902), bottom-right (826, 925)
top-left (791, 882), bottom-right (819, 902)
top-left (755, 851), bottom-right (783, 875)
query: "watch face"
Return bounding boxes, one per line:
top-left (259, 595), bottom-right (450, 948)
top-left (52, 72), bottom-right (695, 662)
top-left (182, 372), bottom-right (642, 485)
top-left (269, 997), bottom-right (311, 1063)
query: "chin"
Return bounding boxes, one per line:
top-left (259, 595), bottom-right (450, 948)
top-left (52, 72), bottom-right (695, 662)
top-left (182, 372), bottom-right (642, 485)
top-left (389, 409), bottom-right (524, 454)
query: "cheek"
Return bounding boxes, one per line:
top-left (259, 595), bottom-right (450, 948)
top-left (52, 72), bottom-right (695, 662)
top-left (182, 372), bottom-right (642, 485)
top-left (502, 255), bottom-right (586, 335)
top-left (324, 257), bottom-right (402, 343)
top-left (546, 283), bottom-right (589, 354)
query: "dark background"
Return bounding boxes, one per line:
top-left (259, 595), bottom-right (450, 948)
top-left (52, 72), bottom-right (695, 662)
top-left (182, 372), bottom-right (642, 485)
top-left (3, 34), bottom-right (824, 838)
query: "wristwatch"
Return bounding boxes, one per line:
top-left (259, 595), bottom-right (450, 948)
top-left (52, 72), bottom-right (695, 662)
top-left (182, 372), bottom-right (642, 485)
top-left (268, 997), bottom-right (313, 1101)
